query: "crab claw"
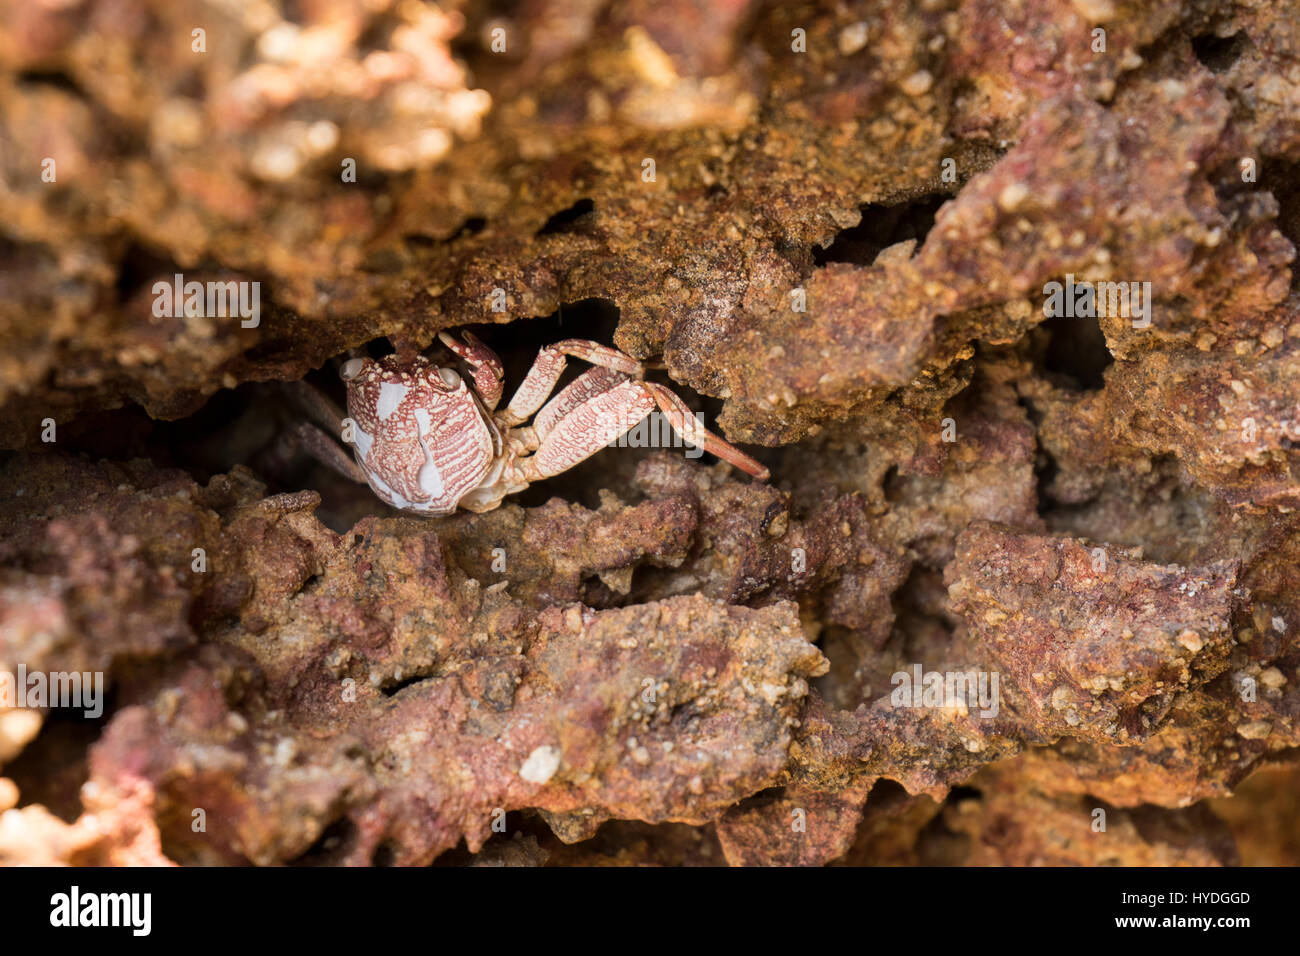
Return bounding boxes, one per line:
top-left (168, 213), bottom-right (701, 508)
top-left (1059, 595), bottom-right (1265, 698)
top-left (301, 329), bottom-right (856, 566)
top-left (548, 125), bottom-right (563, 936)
top-left (437, 330), bottom-right (505, 409)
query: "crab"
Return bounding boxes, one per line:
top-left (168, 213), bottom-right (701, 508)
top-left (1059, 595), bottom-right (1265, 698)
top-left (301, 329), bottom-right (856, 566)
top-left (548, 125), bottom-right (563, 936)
top-left (277, 331), bottom-right (768, 515)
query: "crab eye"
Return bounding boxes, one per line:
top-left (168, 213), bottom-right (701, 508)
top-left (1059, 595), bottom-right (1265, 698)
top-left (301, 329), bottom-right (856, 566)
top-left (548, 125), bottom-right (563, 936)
top-left (340, 358), bottom-right (367, 381)
top-left (436, 368), bottom-right (461, 389)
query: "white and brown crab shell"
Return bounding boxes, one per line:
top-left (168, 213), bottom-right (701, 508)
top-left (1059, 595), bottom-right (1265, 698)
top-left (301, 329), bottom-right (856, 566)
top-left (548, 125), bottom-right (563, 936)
top-left (341, 354), bottom-right (502, 515)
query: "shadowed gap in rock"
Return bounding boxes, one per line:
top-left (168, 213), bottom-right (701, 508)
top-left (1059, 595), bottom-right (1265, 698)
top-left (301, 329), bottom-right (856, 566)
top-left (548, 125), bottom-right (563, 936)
top-left (813, 194), bottom-right (948, 267)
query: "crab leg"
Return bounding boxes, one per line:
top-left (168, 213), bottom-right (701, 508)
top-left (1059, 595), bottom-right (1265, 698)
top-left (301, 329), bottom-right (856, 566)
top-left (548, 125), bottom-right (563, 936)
top-left (534, 367), bottom-right (628, 438)
top-left (499, 339), bottom-right (644, 427)
top-left (437, 330), bottom-right (505, 409)
top-left (513, 379), bottom-right (657, 481)
top-left (279, 379), bottom-right (349, 436)
top-left (260, 421), bottom-right (370, 484)
top-left (264, 381), bottom-right (371, 483)
top-left (643, 383), bottom-right (770, 480)
top-left (511, 378), bottom-right (769, 482)
top-left (504, 366), bottom-right (627, 454)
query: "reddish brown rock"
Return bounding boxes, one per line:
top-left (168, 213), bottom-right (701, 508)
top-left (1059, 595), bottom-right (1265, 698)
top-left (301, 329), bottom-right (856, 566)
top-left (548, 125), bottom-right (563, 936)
top-left (3, 0), bottom-right (1300, 869)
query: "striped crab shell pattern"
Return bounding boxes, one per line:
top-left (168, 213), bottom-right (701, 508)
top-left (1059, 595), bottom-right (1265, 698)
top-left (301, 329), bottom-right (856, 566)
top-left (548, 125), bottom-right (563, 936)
top-left (342, 354), bottom-right (497, 515)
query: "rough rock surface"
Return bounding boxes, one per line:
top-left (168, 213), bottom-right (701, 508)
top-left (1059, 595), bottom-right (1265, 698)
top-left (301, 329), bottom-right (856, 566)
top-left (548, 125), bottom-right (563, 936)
top-left (3, 0), bottom-right (1300, 866)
